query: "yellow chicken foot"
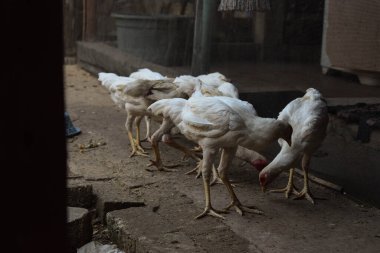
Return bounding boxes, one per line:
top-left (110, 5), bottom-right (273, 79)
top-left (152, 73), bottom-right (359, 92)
top-left (224, 200), bottom-right (264, 216)
top-left (195, 171), bottom-right (227, 220)
top-left (128, 131), bottom-right (149, 157)
top-left (195, 206), bottom-right (227, 220)
top-left (135, 123), bottom-right (151, 150)
top-left (133, 138), bottom-right (151, 150)
top-left (185, 160), bottom-right (202, 178)
top-left (293, 155), bottom-right (315, 204)
top-left (269, 168), bottom-right (299, 198)
top-left (130, 147), bottom-right (149, 157)
top-left (219, 166), bottom-right (262, 216)
top-left (131, 142), bottom-right (149, 157)
top-left (293, 187), bottom-right (314, 204)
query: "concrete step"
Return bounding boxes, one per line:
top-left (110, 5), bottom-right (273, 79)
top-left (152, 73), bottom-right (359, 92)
top-left (76, 42), bottom-right (187, 78)
top-left (67, 180), bottom-right (94, 208)
top-left (105, 184), bottom-right (251, 253)
top-left (91, 181), bottom-right (145, 223)
top-left (107, 207), bottom-right (201, 253)
top-left (67, 207), bottom-right (93, 253)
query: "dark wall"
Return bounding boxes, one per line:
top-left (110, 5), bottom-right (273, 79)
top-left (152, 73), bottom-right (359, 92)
top-left (264, 0), bottom-right (325, 63)
top-left (212, 0), bottom-right (325, 63)
top-left (4, 1), bottom-right (68, 252)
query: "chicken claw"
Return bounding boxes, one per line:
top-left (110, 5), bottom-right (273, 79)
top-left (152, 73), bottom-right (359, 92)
top-left (130, 150), bottom-right (149, 157)
top-left (293, 188), bottom-right (315, 204)
top-left (130, 141), bottom-right (149, 157)
top-left (268, 168), bottom-right (299, 198)
top-left (195, 207), bottom-right (227, 220)
top-left (185, 161), bottom-right (202, 178)
top-left (269, 184), bottom-right (299, 198)
top-left (181, 151), bottom-right (202, 162)
top-left (224, 201), bottom-right (263, 216)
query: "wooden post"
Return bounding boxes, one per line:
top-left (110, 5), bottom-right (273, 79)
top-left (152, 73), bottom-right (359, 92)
top-left (253, 12), bottom-right (266, 61)
top-left (83, 0), bottom-right (97, 41)
top-left (63, 0), bottom-right (83, 57)
top-left (191, 0), bottom-right (217, 75)
top-left (191, 0), bottom-right (203, 75)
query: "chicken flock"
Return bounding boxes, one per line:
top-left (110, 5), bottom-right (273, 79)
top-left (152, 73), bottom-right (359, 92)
top-left (98, 68), bottom-right (329, 219)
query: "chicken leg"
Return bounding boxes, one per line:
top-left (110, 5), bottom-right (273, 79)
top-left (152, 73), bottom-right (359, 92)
top-left (185, 160), bottom-right (203, 177)
top-left (293, 154), bottom-right (315, 204)
top-left (147, 140), bottom-right (180, 172)
top-left (195, 148), bottom-right (227, 219)
top-left (126, 115), bottom-right (148, 157)
top-left (148, 119), bottom-right (180, 171)
top-left (218, 148), bottom-right (263, 216)
top-left (269, 168), bottom-right (299, 198)
top-left (163, 135), bottom-right (202, 162)
top-left (185, 155), bottom-right (235, 188)
top-left (185, 159), bottom-right (229, 188)
top-left (141, 116), bottom-right (151, 142)
top-left (149, 118), bottom-right (202, 171)
top-left (135, 116), bottom-right (150, 150)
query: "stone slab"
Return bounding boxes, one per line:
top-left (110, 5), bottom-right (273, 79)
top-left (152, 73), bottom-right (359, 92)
top-left (67, 207), bottom-right (93, 252)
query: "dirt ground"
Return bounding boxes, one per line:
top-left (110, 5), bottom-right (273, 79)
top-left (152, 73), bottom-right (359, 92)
top-left (65, 64), bottom-right (380, 253)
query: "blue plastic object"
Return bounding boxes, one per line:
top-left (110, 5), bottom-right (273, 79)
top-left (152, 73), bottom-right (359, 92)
top-left (65, 112), bottom-right (81, 137)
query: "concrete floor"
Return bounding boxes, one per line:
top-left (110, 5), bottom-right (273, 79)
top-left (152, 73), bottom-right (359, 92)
top-left (211, 61), bottom-right (380, 98)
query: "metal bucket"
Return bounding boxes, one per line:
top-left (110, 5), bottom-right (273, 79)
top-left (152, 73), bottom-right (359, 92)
top-left (111, 14), bottom-right (194, 66)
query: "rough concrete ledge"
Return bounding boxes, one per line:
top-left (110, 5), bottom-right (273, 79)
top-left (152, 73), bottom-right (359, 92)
top-left (105, 185), bottom-right (251, 253)
top-left (77, 42), bottom-right (187, 78)
top-left (67, 180), bottom-right (94, 208)
top-left (106, 207), bottom-right (202, 253)
top-left (91, 181), bottom-right (145, 223)
top-left (67, 207), bottom-right (93, 252)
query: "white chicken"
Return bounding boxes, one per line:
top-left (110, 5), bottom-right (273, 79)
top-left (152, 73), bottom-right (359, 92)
top-left (98, 73), bottom-right (149, 156)
top-left (259, 88), bottom-right (329, 204)
top-left (197, 72), bottom-right (229, 86)
top-left (98, 69), bottom-right (189, 157)
top-left (129, 68), bottom-right (169, 81)
top-left (127, 68), bottom-right (173, 142)
top-left (234, 146), bottom-right (268, 172)
top-left (148, 76), bottom-right (240, 173)
top-left (147, 96), bottom-right (292, 219)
